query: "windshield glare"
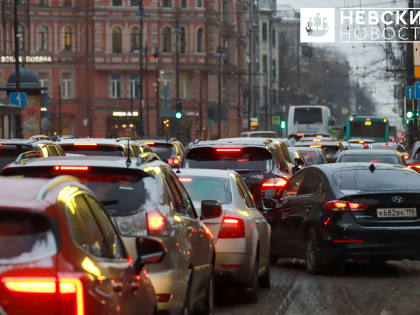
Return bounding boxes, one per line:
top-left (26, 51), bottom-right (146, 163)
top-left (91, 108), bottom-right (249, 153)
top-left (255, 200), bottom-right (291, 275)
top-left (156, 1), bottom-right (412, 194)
top-left (181, 177), bottom-right (232, 205)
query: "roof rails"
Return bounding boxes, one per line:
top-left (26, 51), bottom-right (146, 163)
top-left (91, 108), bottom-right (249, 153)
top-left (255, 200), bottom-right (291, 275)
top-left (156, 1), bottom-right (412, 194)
top-left (30, 135), bottom-right (51, 142)
top-left (35, 175), bottom-right (80, 201)
top-left (15, 150), bottom-right (43, 164)
top-left (136, 152), bottom-right (161, 166)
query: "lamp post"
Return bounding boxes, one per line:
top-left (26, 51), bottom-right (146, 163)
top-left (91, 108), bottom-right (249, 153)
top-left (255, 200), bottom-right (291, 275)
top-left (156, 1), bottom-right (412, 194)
top-left (215, 46), bottom-right (226, 139)
top-left (173, 17), bottom-right (182, 140)
top-left (13, 0), bottom-right (20, 90)
top-left (137, 0), bottom-right (145, 137)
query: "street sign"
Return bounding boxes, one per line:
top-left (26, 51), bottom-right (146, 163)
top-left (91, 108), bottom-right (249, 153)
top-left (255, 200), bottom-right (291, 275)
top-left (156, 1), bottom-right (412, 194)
top-left (272, 116), bottom-right (280, 125)
top-left (250, 117), bottom-right (259, 127)
top-left (9, 92), bottom-right (27, 107)
top-left (341, 108), bottom-right (349, 115)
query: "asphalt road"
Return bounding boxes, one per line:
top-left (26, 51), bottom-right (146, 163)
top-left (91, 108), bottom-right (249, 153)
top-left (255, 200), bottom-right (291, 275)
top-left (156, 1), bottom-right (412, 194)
top-left (215, 259), bottom-right (420, 315)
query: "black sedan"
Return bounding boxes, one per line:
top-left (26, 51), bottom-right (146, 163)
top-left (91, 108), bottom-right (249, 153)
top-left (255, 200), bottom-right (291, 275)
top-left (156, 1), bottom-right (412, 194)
top-left (265, 163), bottom-right (420, 274)
top-left (336, 149), bottom-right (406, 165)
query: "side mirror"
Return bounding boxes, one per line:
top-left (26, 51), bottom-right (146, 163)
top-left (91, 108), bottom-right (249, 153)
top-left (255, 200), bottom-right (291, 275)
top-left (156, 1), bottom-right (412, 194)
top-left (262, 198), bottom-right (276, 211)
top-left (201, 200), bottom-right (223, 219)
top-left (134, 237), bottom-right (166, 272)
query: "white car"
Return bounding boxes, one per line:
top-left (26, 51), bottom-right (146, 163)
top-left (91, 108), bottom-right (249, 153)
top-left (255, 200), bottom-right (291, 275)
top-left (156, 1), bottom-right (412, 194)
top-left (177, 168), bottom-right (271, 302)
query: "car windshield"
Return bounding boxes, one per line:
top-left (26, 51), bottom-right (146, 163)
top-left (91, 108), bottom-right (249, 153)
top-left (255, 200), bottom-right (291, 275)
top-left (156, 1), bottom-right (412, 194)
top-left (338, 155), bottom-right (401, 164)
top-left (185, 147), bottom-right (273, 172)
top-left (180, 176), bottom-right (232, 205)
top-left (60, 144), bottom-right (125, 157)
top-left (149, 143), bottom-right (176, 161)
top-left (0, 211), bottom-right (57, 264)
top-left (332, 169), bottom-right (420, 192)
top-left (0, 145), bottom-right (33, 168)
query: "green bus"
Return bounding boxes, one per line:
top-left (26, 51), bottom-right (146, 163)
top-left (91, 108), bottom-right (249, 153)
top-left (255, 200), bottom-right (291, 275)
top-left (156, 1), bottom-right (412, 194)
top-left (345, 115), bottom-right (390, 143)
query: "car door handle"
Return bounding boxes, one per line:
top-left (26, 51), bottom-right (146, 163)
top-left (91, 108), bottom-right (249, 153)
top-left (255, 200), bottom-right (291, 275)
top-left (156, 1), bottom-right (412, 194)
top-left (111, 280), bottom-right (123, 293)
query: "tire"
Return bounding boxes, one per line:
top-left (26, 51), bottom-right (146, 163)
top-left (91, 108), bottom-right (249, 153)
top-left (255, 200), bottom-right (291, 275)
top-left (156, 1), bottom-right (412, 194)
top-left (305, 229), bottom-right (325, 274)
top-left (259, 262), bottom-right (271, 288)
top-left (202, 271), bottom-right (215, 315)
top-left (244, 257), bottom-right (259, 303)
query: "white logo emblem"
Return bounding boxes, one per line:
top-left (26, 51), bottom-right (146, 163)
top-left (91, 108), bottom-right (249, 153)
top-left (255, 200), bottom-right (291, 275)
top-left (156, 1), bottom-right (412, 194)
top-left (300, 8), bottom-right (336, 43)
top-left (392, 196), bottom-right (405, 204)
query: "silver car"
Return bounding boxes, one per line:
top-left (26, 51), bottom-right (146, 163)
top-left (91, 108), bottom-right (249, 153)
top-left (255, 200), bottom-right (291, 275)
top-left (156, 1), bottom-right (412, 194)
top-left (177, 168), bottom-right (271, 302)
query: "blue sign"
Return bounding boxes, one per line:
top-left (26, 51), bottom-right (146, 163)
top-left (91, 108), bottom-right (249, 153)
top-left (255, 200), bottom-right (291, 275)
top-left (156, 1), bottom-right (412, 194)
top-left (406, 86), bottom-right (415, 100)
top-left (9, 92), bottom-right (27, 107)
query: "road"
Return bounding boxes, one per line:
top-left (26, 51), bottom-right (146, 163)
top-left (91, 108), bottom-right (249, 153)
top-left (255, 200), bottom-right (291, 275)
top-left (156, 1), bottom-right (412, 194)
top-left (215, 259), bottom-right (420, 315)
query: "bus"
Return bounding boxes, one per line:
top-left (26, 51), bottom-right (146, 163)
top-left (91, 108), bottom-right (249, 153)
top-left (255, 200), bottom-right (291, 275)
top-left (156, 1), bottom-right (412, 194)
top-left (345, 115), bottom-right (390, 143)
top-left (287, 105), bottom-right (332, 139)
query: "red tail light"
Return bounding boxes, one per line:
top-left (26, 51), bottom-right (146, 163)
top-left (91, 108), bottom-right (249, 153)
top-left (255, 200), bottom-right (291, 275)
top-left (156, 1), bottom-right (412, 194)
top-left (215, 148), bottom-right (242, 153)
top-left (2, 277), bottom-right (84, 315)
top-left (54, 166), bottom-right (90, 171)
top-left (179, 177), bottom-right (193, 183)
top-left (408, 164), bottom-right (420, 169)
top-left (218, 217), bottom-right (245, 238)
top-left (147, 212), bottom-right (165, 232)
top-left (324, 200), bottom-right (369, 212)
top-left (261, 177), bottom-right (287, 190)
top-left (168, 157), bottom-right (180, 166)
top-left (297, 133), bottom-right (305, 137)
top-left (403, 154), bottom-right (409, 161)
top-left (145, 142), bottom-right (155, 146)
top-left (73, 143), bottom-right (98, 147)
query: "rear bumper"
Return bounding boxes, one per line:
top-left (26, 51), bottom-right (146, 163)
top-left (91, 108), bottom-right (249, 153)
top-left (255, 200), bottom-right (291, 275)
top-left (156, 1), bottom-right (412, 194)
top-left (214, 252), bottom-right (254, 284)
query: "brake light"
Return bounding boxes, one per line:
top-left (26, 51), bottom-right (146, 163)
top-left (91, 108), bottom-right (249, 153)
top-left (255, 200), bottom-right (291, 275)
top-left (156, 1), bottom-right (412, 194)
top-left (404, 155), bottom-right (409, 161)
top-left (358, 141), bottom-right (365, 144)
top-left (313, 139), bottom-right (321, 142)
top-left (324, 200), bottom-right (369, 212)
top-left (147, 212), bottom-right (165, 232)
top-left (216, 148), bottom-right (242, 153)
top-left (73, 143), bottom-right (98, 147)
top-left (168, 157), bottom-right (180, 166)
top-left (179, 177), bottom-right (193, 183)
top-left (408, 164), bottom-right (420, 169)
top-left (145, 142), bottom-right (155, 146)
top-left (54, 166), bottom-right (90, 171)
top-left (310, 145), bottom-right (322, 148)
top-left (218, 217), bottom-right (245, 238)
top-left (297, 133), bottom-right (305, 137)
top-left (2, 277), bottom-right (84, 315)
top-left (332, 240), bottom-right (363, 244)
top-left (261, 177), bottom-right (287, 190)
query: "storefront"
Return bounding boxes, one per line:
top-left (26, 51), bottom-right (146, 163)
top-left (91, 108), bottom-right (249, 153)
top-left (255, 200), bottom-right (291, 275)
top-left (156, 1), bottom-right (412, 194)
top-left (0, 104), bottom-right (22, 139)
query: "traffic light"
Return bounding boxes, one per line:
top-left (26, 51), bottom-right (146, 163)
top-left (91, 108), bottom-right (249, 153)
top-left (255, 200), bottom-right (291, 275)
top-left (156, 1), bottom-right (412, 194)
top-left (280, 120), bottom-right (287, 129)
top-left (407, 111), bottom-right (414, 119)
top-left (151, 47), bottom-right (159, 61)
top-left (175, 101), bottom-right (182, 119)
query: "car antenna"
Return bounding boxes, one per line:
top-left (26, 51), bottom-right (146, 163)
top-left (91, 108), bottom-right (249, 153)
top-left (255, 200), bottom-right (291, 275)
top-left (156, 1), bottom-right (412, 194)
top-left (126, 139), bottom-right (132, 168)
top-left (176, 163), bottom-right (181, 174)
top-left (369, 163), bottom-right (375, 173)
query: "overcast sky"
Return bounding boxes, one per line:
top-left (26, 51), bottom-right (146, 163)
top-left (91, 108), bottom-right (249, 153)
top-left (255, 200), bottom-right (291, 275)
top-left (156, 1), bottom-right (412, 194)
top-left (278, 0), bottom-right (407, 124)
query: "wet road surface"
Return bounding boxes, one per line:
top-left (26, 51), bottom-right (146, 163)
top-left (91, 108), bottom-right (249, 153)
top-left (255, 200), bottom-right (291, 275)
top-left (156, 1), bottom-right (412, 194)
top-left (215, 259), bottom-right (420, 315)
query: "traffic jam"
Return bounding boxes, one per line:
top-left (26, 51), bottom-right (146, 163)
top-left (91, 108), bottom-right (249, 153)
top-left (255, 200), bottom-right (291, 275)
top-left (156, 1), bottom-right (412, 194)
top-left (2, 108), bottom-right (420, 315)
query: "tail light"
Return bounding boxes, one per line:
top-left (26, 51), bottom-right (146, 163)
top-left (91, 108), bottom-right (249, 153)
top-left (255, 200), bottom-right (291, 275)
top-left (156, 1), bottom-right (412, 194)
top-left (179, 177), bottom-right (193, 183)
top-left (261, 177), bottom-right (287, 191)
top-left (408, 164), bottom-right (420, 169)
top-left (147, 212), bottom-right (165, 232)
top-left (2, 276), bottom-right (84, 315)
top-left (403, 154), bottom-right (409, 161)
top-left (218, 217), bottom-right (245, 238)
top-left (310, 145), bottom-right (323, 148)
top-left (54, 166), bottom-right (90, 171)
top-left (324, 200), bottom-right (369, 212)
top-left (215, 148), bottom-right (242, 153)
top-left (73, 143), bottom-right (97, 147)
top-left (168, 157), bottom-right (180, 166)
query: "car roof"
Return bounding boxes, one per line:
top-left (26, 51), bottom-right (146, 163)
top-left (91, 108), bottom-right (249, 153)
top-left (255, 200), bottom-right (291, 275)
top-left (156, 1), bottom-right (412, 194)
top-left (295, 141), bottom-right (341, 146)
top-left (137, 138), bottom-right (181, 144)
top-left (290, 146), bottom-right (323, 152)
top-left (58, 138), bottom-right (122, 146)
top-left (339, 149), bottom-right (400, 156)
top-left (0, 139), bottom-right (56, 146)
top-left (189, 138), bottom-right (275, 148)
top-left (177, 168), bottom-right (234, 179)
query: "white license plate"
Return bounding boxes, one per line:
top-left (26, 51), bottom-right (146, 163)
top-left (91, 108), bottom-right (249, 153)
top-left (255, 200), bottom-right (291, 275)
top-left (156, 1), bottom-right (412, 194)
top-left (377, 208), bottom-right (417, 218)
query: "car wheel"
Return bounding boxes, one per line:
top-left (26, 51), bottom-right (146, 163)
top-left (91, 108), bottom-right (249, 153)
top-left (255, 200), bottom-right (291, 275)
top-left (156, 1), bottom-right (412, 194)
top-left (244, 257), bottom-right (259, 303)
top-left (305, 229), bottom-right (325, 274)
top-left (202, 271), bottom-right (215, 315)
top-left (259, 262), bottom-right (271, 288)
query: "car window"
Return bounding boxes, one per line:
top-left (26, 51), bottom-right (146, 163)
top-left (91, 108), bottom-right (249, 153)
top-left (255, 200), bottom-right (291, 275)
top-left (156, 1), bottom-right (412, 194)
top-left (47, 145), bottom-right (60, 157)
top-left (274, 146), bottom-right (290, 174)
top-left (236, 175), bottom-right (256, 208)
top-left (284, 173), bottom-right (305, 196)
top-left (64, 192), bottom-right (110, 258)
top-left (181, 176), bottom-right (232, 205)
top-left (165, 170), bottom-right (187, 215)
top-left (170, 172), bottom-right (197, 218)
top-left (299, 171), bottom-right (322, 195)
top-left (84, 195), bottom-right (126, 260)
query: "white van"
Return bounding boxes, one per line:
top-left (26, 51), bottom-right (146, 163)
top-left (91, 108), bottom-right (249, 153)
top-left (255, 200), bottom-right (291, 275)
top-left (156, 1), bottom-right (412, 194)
top-left (288, 105), bottom-right (332, 138)
top-left (240, 131), bottom-right (278, 138)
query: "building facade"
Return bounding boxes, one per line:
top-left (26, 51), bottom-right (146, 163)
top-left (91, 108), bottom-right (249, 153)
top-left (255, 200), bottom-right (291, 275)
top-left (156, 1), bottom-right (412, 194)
top-left (0, 0), bottom-right (248, 141)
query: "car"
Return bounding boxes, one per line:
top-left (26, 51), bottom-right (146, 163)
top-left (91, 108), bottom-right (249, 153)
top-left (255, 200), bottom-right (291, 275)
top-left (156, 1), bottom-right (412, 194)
top-left (299, 136), bottom-right (336, 142)
top-left (240, 131), bottom-right (278, 138)
top-left (294, 141), bottom-right (345, 163)
top-left (289, 146), bottom-right (328, 166)
top-left (58, 138), bottom-right (128, 157)
top-left (0, 138), bottom-right (66, 169)
top-left (347, 138), bottom-right (374, 145)
top-left (2, 154), bottom-right (216, 315)
top-left (0, 176), bottom-right (164, 315)
top-left (183, 138), bottom-right (296, 210)
top-left (369, 143), bottom-right (409, 161)
top-left (137, 138), bottom-right (185, 167)
top-left (407, 141), bottom-right (420, 169)
top-left (336, 149), bottom-right (406, 165)
top-left (265, 163), bottom-right (420, 274)
top-left (177, 168), bottom-right (271, 301)
top-left (116, 138), bottom-right (145, 157)
top-left (287, 147), bottom-right (308, 170)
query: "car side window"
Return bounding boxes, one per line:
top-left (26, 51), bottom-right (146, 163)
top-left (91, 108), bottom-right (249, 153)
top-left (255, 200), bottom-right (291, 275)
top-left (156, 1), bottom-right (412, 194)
top-left (171, 173), bottom-right (197, 218)
top-left (236, 175), bottom-right (256, 209)
top-left (84, 195), bottom-right (127, 260)
top-left (165, 171), bottom-right (184, 214)
top-left (299, 171), bottom-right (321, 195)
top-left (64, 193), bottom-right (110, 258)
top-left (274, 146), bottom-right (290, 174)
top-left (47, 145), bottom-right (60, 156)
top-left (284, 173), bottom-right (305, 196)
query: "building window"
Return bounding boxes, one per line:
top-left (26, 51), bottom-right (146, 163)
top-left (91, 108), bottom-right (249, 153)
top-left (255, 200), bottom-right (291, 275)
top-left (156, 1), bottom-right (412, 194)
top-left (263, 55), bottom-right (267, 74)
top-left (63, 26), bottom-right (72, 51)
top-left (197, 0), bottom-right (202, 7)
top-left (112, 27), bottom-right (122, 53)
top-left (39, 0), bottom-right (48, 6)
top-left (64, 0), bottom-right (71, 6)
top-left (197, 28), bottom-right (204, 52)
top-left (17, 24), bottom-right (25, 51)
top-left (180, 27), bottom-right (186, 53)
top-left (262, 23), bottom-right (267, 42)
top-left (181, 0), bottom-right (187, 7)
top-left (272, 29), bottom-right (276, 46)
top-left (111, 75), bottom-right (121, 99)
top-left (112, 0), bottom-right (122, 5)
top-left (163, 27), bottom-right (172, 53)
top-left (61, 73), bottom-right (72, 99)
top-left (129, 74), bottom-right (139, 99)
top-left (180, 73), bottom-right (191, 99)
top-left (162, 0), bottom-right (171, 7)
top-left (131, 27), bottom-right (140, 52)
top-left (130, 0), bottom-right (139, 5)
top-left (39, 72), bottom-right (49, 91)
top-left (38, 25), bottom-right (49, 51)
top-left (222, 0), bottom-right (228, 24)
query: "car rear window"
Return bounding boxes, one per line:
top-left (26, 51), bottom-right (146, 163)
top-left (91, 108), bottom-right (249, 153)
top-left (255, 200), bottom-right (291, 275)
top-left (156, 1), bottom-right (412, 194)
top-left (0, 211), bottom-right (58, 264)
top-left (338, 155), bottom-right (401, 164)
top-left (60, 144), bottom-right (125, 157)
top-left (332, 169), bottom-right (420, 192)
top-left (180, 176), bottom-right (232, 205)
top-left (299, 151), bottom-right (319, 165)
top-left (185, 147), bottom-right (273, 172)
top-left (323, 146), bottom-right (340, 162)
top-left (149, 143), bottom-right (176, 161)
top-left (294, 108), bottom-right (322, 124)
top-left (0, 145), bottom-right (33, 168)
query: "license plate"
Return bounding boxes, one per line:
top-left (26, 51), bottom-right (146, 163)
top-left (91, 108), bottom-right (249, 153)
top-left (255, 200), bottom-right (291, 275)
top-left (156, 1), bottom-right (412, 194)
top-left (377, 208), bottom-right (417, 218)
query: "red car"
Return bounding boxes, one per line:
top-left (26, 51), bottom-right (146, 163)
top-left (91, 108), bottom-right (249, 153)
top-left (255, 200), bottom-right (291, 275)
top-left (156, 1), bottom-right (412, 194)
top-left (0, 176), bottom-right (165, 315)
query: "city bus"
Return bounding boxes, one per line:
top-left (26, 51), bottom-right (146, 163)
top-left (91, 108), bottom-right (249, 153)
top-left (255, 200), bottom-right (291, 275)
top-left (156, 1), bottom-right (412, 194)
top-left (345, 115), bottom-right (390, 143)
top-left (287, 105), bottom-right (332, 139)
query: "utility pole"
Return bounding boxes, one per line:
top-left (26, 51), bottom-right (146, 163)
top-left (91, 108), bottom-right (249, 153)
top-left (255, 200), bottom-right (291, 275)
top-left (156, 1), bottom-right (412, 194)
top-left (145, 44), bottom-right (150, 137)
top-left (407, 0), bottom-right (416, 145)
top-left (153, 46), bottom-right (161, 137)
top-left (13, 0), bottom-right (20, 90)
top-left (174, 15), bottom-right (182, 140)
top-left (58, 83), bottom-right (62, 137)
top-left (216, 46), bottom-right (226, 139)
top-left (137, 0), bottom-right (145, 137)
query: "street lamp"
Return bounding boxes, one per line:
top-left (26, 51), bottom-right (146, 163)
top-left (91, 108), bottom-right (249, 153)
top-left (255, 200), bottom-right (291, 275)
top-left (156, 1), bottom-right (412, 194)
top-left (173, 17), bottom-right (182, 140)
top-left (136, 0), bottom-right (145, 138)
top-left (215, 46), bottom-right (226, 139)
